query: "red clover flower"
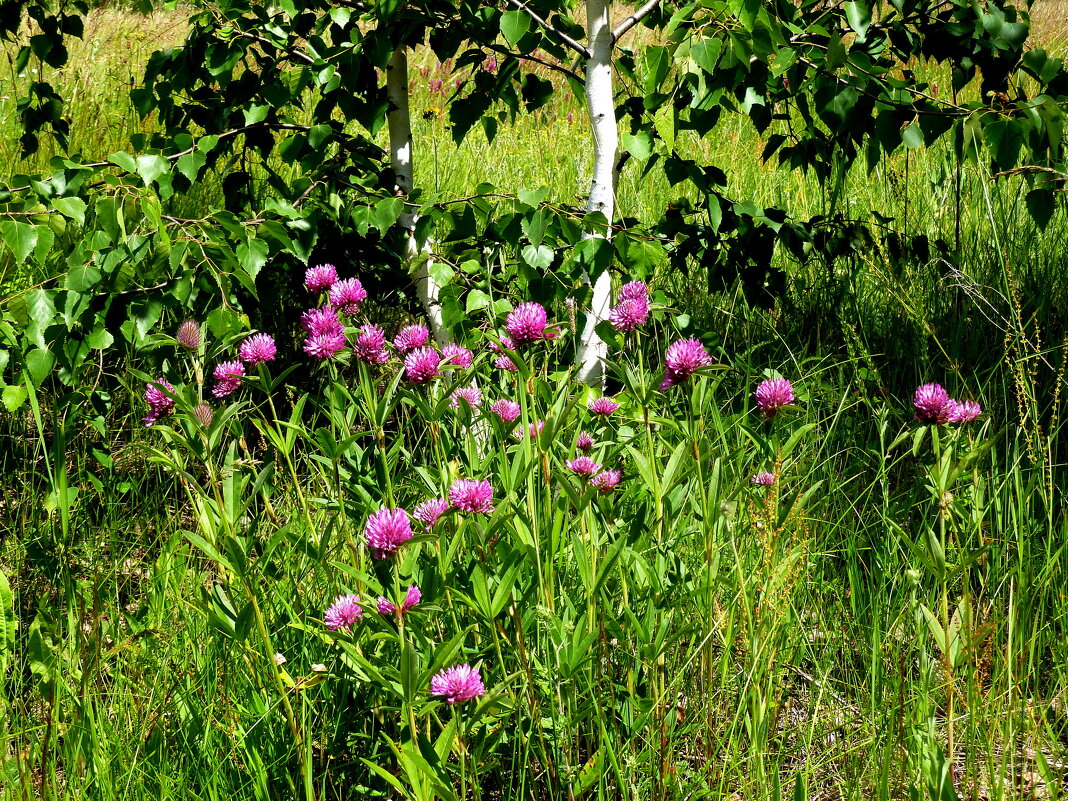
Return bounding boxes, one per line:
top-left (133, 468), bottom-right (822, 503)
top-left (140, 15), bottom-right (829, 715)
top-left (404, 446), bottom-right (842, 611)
top-left (441, 344), bottom-right (473, 369)
top-left (324, 594), bottom-right (363, 631)
top-left (449, 479), bottom-right (495, 514)
top-left (913, 383), bottom-right (952, 424)
top-left (301, 306), bottom-right (343, 337)
top-left (588, 397), bottom-right (619, 416)
top-left (609, 297), bottom-right (649, 332)
top-left (514, 420), bottom-right (545, 440)
top-left (378, 585), bottom-right (422, 616)
top-left (450, 385), bottom-right (483, 410)
top-left (430, 663), bottom-right (486, 705)
top-left (352, 324), bottom-right (390, 365)
top-left (212, 360), bottom-right (245, 398)
top-left (505, 302), bottom-right (550, 344)
top-left (143, 379), bottom-right (177, 427)
top-left (305, 264), bottom-right (339, 293)
top-left (404, 347), bottom-right (442, 384)
top-left (413, 498), bottom-right (448, 529)
top-left (913, 383), bottom-right (981, 425)
top-left (394, 324), bottom-right (430, 352)
top-left (490, 399), bottom-right (521, 422)
top-left (329, 277), bottom-right (368, 316)
top-left (618, 281), bottom-right (649, 302)
top-left (566, 456), bottom-right (602, 477)
top-left (755, 378), bottom-right (794, 418)
top-left (660, 338), bottom-right (713, 390)
top-left (946, 399), bottom-right (981, 423)
top-left (591, 469), bottom-right (622, 494)
top-left (304, 330), bottom-right (347, 360)
top-left (365, 509), bottom-right (413, 559)
top-left (494, 354), bottom-right (518, 372)
top-left (239, 333), bottom-right (277, 365)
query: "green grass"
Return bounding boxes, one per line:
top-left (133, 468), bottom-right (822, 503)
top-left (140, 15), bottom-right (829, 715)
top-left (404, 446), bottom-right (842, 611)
top-left (2, 328), bottom-right (1066, 800)
top-left (2, 5), bottom-right (1068, 801)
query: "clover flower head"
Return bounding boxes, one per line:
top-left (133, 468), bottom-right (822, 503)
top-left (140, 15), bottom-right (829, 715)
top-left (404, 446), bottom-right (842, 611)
top-left (505, 302), bottom-right (550, 344)
top-left (609, 297), bottom-right (649, 332)
top-left (239, 333), bottom-right (277, 365)
top-left (353, 324), bottom-right (390, 365)
top-left (576, 431), bottom-right (595, 452)
top-left (175, 320), bottom-right (200, 349)
top-left (566, 456), bottom-right (602, 477)
top-left (514, 420), bottom-right (545, 440)
top-left (490, 399), bottom-right (521, 422)
top-left (413, 498), bottom-right (448, 529)
top-left (378, 584), bottom-right (422, 616)
top-left (618, 281), bottom-right (649, 302)
top-left (449, 479), bottom-right (494, 514)
top-left (913, 383), bottom-right (952, 424)
top-left (193, 401), bottom-right (213, 428)
top-left (755, 378), bottom-right (794, 418)
top-left (751, 472), bottom-right (776, 487)
top-left (588, 397), bottom-right (620, 416)
top-left (305, 264), bottom-right (339, 293)
top-left (143, 379), bottom-right (177, 427)
top-left (324, 594), bottom-right (363, 631)
top-left (430, 663), bottom-right (486, 705)
top-left (394, 324), bottom-right (430, 352)
top-left (404, 347), bottom-right (442, 384)
top-left (440, 344), bottom-right (473, 369)
top-left (301, 306), bottom-right (344, 337)
top-left (660, 338), bottom-right (713, 389)
top-left (329, 277), bottom-right (367, 316)
top-left (304, 330), bottom-right (347, 360)
top-left (946, 398), bottom-right (981, 423)
top-left (494, 354), bottom-right (518, 372)
top-left (591, 469), bottom-right (622, 494)
top-left (489, 336), bottom-right (515, 353)
top-left (365, 509), bottom-right (413, 559)
top-left (450, 385), bottom-right (483, 410)
top-left (212, 360), bottom-right (245, 398)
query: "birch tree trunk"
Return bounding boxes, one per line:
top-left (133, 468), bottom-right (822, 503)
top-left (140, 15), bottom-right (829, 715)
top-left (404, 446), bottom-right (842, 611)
top-left (575, 0), bottom-right (617, 387)
top-left (386, 47), bottom-right (451, 345)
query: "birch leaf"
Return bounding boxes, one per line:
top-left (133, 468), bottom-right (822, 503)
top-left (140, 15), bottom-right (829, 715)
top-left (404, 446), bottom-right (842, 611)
top-left (500, 11), bottom-right (530, 46)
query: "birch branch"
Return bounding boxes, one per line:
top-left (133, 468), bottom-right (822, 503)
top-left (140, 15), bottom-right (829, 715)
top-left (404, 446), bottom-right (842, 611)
top-left (483, 43), bottom-right (582, 82)
top-left (505, 0), bottom-right (592, 59)
top-left (612, 0), bottom-right (662, 40)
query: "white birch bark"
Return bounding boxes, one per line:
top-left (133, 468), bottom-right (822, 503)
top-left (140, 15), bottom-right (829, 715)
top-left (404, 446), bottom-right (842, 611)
top-left (386, 49), bottom-right (490, 451)
top-left (575, 0), bottom-right (617, 387)
top-left (386, 47), bottom-right (451, 345)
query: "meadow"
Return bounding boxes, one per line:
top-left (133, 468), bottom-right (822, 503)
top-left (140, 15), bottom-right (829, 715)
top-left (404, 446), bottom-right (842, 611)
top-left (1, 3), bottom-right (1068, 800)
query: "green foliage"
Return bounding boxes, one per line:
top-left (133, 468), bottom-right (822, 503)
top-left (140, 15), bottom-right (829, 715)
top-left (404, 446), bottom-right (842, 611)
top-left (2, 0), bottom-right (1065, 412)
top-left (0, 0), bottom-right (91, 154)
top-left (4, 282), bottom-right (1067, 799)
top-left (1, 4), bottom-right (1067, 793)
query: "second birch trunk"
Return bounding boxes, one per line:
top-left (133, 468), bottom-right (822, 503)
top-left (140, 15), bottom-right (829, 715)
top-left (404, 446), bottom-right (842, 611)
top-left (386, 47), bottom-right (450, 346)
top-left (576, 0), bottom-right (617, 387)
